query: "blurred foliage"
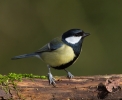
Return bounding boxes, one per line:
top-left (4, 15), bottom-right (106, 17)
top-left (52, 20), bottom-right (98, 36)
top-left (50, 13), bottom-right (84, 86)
top-left (0, 0), bottom-right (122, 76)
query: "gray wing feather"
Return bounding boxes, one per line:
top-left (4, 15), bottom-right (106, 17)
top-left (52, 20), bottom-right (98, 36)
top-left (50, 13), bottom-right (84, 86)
top-left (36, 37), bottom-right (63, 53)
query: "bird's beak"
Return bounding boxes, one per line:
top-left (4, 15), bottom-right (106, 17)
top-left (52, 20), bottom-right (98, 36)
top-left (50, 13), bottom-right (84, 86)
top-left (83, 33), bottom-right (90, 37)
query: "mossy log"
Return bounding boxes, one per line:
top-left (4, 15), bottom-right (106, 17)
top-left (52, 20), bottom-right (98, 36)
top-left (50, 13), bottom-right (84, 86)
top-left (0, 74), bottom-right (122, 100)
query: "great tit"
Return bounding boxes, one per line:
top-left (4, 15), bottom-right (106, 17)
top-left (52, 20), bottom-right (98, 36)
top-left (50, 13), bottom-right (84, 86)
top-left (12, 29), bottom-right (90, 85)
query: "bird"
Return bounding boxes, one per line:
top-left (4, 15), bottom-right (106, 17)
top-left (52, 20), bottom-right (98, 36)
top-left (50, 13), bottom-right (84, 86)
top-left (12, 29), bottom-right (90, 86)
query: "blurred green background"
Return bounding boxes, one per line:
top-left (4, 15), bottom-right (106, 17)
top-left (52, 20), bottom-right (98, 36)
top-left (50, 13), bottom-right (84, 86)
top-left (0, 0), bottom-right (122, 76)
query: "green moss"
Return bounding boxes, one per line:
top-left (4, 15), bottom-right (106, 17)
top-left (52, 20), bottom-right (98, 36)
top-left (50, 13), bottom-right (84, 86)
top-left (0, 73), bottom-right (47, 85)
top-left (0, 73), bottom-right (47, 98)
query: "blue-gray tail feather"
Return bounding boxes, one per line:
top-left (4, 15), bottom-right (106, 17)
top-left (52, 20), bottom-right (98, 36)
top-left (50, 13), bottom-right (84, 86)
top-left (11, 53), bottom-right (37, 60)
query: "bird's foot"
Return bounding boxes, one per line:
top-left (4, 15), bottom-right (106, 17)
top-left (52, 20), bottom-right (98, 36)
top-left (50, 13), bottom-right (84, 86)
top-left (67, 71), bottom-right (74, 79)
top-left (47, 72), bottom-right (56, 86)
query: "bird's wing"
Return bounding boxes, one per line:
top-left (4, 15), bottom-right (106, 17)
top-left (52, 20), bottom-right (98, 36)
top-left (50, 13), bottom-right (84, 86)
top-left (35, 37), bottom-right (64, 53)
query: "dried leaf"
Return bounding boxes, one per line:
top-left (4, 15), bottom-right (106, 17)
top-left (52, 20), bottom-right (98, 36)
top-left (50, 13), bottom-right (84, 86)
top-left (105, 78), bottom-right (121, 92)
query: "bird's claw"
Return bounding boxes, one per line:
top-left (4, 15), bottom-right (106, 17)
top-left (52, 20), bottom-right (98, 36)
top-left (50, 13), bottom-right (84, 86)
top-left (67, 72), bottom-right (74, 79)
top-left (47, 73), bottom-right (56, 86)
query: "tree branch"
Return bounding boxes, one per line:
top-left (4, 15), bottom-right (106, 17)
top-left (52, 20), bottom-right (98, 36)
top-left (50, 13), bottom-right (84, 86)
top-left (0, 74), bottom-right (122, 100)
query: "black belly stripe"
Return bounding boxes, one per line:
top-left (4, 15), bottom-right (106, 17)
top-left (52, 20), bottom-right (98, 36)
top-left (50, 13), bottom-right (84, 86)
top-left (51, 56), bottom-right (78, 70)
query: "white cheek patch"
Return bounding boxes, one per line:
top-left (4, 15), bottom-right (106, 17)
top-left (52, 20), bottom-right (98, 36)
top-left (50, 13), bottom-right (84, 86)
top-left (65, 36), bottom-right (82, 44)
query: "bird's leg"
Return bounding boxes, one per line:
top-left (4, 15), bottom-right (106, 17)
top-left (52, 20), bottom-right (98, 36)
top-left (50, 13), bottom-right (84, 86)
top-left (47, 65), bottom-right (56, 86)
top-left (64, 69), bottom-right (74, 79)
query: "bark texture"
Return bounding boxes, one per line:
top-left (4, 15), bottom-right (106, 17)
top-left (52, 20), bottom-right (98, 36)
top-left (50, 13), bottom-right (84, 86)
top-left (0, 74), bottom-right (122, 100)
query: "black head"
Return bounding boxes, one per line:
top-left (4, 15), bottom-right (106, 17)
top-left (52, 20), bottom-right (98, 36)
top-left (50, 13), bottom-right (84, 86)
top-left (62, 29), bottom-right (90, 45)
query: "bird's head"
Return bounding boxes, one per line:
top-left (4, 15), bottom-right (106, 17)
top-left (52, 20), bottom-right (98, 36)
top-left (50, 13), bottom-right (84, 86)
top-left (62, 29), bottom-right (90, 45)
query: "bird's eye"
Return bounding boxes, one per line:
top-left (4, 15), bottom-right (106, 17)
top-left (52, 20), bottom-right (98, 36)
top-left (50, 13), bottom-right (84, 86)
top-left (75, 32), bottom-right (83, 36)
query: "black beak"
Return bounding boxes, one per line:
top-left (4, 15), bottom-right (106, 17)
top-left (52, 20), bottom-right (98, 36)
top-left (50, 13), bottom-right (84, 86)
top-left (83, 33), bottom-right (90, 37)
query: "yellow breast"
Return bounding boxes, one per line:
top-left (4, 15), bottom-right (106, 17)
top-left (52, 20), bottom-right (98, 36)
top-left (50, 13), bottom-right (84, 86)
top-left (40, 44), bottom-right (75, 67)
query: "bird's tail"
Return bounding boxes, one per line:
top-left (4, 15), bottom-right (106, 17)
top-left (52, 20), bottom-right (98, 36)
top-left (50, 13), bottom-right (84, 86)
top-left (11, 53), bottom-right (37, 60)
